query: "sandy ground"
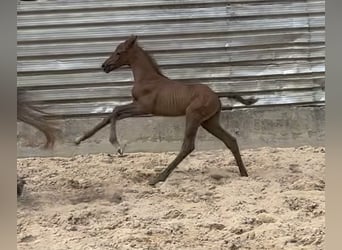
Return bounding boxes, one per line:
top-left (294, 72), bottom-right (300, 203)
top-left (17, 146), bottom-right (325, 250)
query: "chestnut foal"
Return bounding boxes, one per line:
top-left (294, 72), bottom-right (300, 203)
top-left (75, 35), bottom-right (257, 185)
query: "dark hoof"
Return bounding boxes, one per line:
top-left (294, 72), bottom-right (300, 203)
top-left (117, 148), bottom-right (124, 157)
top-left (240, 172), bottom-right (248, 177)
top-left (148, 177), bottom-right (164, 186)
top-left (74, 137), bottom-right (82, 145)
top-left (246, 98), bottom-right (258, 105)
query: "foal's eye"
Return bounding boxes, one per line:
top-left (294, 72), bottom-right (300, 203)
top-left (117, 52), bottom-right (121, 55)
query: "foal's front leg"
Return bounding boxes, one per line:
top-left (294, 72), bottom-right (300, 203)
top-left (74, 102), bottom-right (145, 146)
top-left (108, 104), bottom-right (149, 155)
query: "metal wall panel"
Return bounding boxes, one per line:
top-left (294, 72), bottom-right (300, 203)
top-left (17, 0), bottom-right (325, 118)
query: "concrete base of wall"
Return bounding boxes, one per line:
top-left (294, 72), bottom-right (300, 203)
top-left (17, 106), bottom-right (325, 158)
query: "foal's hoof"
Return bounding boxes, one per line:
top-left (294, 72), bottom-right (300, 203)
top-left (148, 176), bottom-right (165, 186)
top-left (115, 144), bottom-right (126, 157)
top-left (148, 179), bottom-right (158, 187)
top-left (74, 137), bottom-right (82, 145)
top-left (240, 172), bottom-right (248, 177)
top-left (117, 148), bottom-right (124, 157)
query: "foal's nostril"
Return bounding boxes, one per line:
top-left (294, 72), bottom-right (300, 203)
top-left (101, 63), bottom-right (105, 69)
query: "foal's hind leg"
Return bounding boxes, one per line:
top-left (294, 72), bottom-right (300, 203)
top-left (201, 112), bottom-right (248, 177)
top-left (148, 114), bottom-right (200, 186)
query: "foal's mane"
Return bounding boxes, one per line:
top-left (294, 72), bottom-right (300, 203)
top-left (136, 43), bottom-right (167, 77)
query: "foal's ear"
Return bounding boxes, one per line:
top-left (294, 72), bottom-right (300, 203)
top-left (125, 35), bottom-right (138, 49)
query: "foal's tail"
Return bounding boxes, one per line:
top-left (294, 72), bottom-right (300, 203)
top-left (223, 94), bottom-right (258, 105)
top-left (17, 90), bottom-right (60, 149)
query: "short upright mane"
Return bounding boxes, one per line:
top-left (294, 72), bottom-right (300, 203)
top-left (136, 44), bottom-right (166, 77)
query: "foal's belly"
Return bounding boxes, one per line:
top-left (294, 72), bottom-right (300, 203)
top-left (152, 89), bottom-right (191, 116)
top-left (152, 105), bottom-right (187, 116)
top-left (133, 93), bottom-right (184, 116)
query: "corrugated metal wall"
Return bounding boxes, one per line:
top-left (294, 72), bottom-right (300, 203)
top-left (17, 0), bottom-right (325, 118)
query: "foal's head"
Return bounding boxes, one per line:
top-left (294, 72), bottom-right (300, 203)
top-left (102, 35), bottom-right (138, 73)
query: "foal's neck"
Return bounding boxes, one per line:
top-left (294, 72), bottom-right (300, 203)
top-left (129, 46), bottom-right (166, 83)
